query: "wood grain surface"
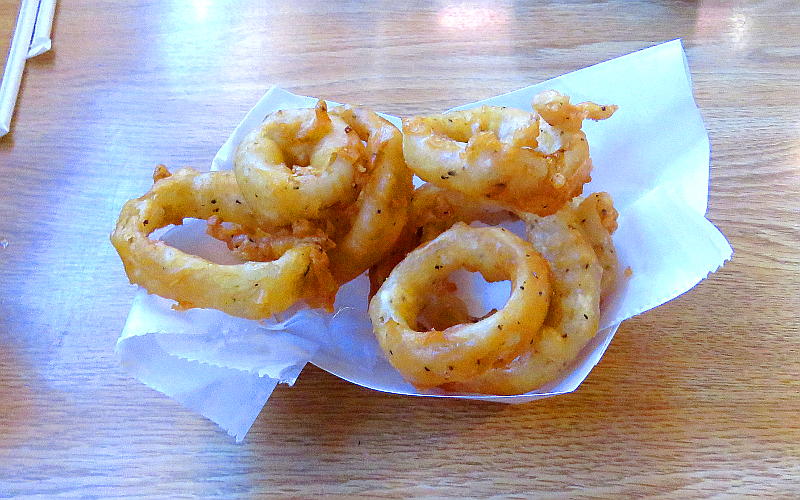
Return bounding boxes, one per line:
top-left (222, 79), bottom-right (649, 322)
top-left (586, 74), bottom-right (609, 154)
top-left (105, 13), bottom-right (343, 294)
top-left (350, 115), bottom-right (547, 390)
top-left (1, 0), bottom-right (798, 497)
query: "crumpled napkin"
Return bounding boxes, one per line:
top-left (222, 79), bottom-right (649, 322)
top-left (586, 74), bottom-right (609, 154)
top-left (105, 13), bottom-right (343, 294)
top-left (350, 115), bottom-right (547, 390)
top-left (116, 40), bottom-right (732, 441)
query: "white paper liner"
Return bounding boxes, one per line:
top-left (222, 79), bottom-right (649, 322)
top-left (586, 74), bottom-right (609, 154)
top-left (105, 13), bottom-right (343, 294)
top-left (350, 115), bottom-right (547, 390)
top-left (116, 40), bottom-right (732, 441)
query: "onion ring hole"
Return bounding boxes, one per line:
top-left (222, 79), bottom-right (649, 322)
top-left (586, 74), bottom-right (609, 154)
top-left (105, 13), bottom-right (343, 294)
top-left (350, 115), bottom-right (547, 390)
top-left (415, 268), bottom-right (511, 332)
top-left (145, 219), bottom-right (244, 265)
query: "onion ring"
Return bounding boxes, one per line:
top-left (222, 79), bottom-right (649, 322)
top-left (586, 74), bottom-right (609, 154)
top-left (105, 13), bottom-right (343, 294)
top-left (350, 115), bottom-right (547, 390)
top-left (402, 90), bottom-right (616, 216)
top-left (226, 103), bottom-right (412, 285)
top-left (572, 192), bottom-right (619, 300)
top-left (234, 100), bottom-right (366, 227)
top-left (324, 105), bottom-right (413, 283)
top-left (444, 201), bottom-right (606, 395)
top-left (369, 223), bottom-right (551, 388)
top-left (111, 166), bottom-right (338, 319)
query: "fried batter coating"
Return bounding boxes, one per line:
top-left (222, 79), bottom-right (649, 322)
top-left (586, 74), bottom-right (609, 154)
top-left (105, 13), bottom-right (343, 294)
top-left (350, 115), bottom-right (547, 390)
top-left (402, 90), bottom-right (616, 216)
top-left (445, 195), bottom-right (618, 395)
top-left (368, 185), bottom-right (620, 394)
top-left (324, 105), bottom-right (413, 283)
top-left (111, 167), bottom-right (338, 319)
top-left (572, 192), bottom-right (619, 300)
top-left (229, 103), bottom-right (413, 286)
top-left (234, 100), bottom-right (367, 227)
top-left (369, 224), bottom-right (551, 388)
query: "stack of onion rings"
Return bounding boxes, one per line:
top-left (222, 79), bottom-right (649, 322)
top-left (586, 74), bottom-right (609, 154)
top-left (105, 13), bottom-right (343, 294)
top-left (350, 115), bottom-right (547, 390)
top-left (112, 90), bottom-right (619, 396)
top-left (112, 101), bottom-right (412, 320)
top-left (225, 102), bottom-right (413, 284)
top-left (443, 197), bottom-right (612, 395)
top-left (368, 91), bottom-right (618, 394)
top-left (368, 186), bottom-right (619, 394)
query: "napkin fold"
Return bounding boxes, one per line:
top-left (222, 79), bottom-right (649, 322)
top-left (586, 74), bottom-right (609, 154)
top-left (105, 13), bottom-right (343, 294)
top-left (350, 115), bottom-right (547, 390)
top-left (116, 40), bottom-right (732, 441)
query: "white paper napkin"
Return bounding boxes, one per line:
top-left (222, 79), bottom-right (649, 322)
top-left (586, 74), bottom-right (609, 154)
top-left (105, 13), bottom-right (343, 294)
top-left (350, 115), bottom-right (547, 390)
top-left (116, 40), bottom-right (732, 441)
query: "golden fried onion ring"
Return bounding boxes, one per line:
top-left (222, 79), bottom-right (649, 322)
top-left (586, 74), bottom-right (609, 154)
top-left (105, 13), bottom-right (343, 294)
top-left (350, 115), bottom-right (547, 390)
top-left (234, 100), bottom-right (366, 227)
top-left (325, 105), bottom-right (413, 283)
top-left (572, 192), bottom-right (619, 300)
top-left (369, 223), bottom-right (551, 388)
top-left (445, 198), bottom-right (608, 395)
top-left (402, 90), bottom-right (616, 216)
top-left (216, 105), bottom-right (413, 285)
top-left (111, 167), bottom-right (338, 319)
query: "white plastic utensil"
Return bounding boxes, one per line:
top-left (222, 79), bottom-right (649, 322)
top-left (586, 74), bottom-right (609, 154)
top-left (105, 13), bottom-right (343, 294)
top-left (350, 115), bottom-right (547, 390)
top-left (0, 0), bottom-right (56, 137)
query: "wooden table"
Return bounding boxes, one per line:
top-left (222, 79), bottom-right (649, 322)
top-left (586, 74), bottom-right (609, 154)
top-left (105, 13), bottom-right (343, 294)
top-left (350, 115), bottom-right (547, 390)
top-left (1, 1), bottom-right (798, 497)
